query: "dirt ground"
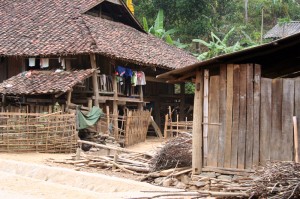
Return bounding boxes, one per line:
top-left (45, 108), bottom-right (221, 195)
top-left (0, 137), bottom-right (171, 199)
top-left (0, 137), bottom-right (164, 180)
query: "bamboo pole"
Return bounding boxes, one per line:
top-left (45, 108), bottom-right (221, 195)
top-left (293, 116), bottom-right (299, 163)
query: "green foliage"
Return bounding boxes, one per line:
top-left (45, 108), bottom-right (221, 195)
top-left (193, 28), bottom-right (246, 61)
top-left (142, 9), bottom-right (177, 45)
top-left (134, 0), bottom-right (300, 59)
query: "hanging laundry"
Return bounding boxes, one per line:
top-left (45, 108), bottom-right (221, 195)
top-left (100, 74), bottom-right (107, 91)
top-left (40, 58), bottom-right (49, 68)
top-left (137, 71), bottom-right (146, 85)
top-left (124, 77), bottom-right (132, 96)
top-left (125, 68), bottom-right (133, 77)
top-left (131, 71), bottom-right (137, 86)
top-left (28, 58), bottom-right (36, 67)
top-left (61, 58), bottom-right (65, 69)
top-left (116, 66), bottom-right (126, 77)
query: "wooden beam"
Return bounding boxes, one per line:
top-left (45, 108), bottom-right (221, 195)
top-left (179, 83), bottom-right (185, 121)
top-left (65, 90), bottom-right (72, 111)
top-left (293, 116), bottom-right (299, 163)
top-left (150, 116), bottom-right (163, 139)
top-left (203, 69), bottom-right (209, 166)
top-left (112, 73), bottom-right (119, 140)
top-left (138, 85), bottom-right (143, 110)
top-left (90, 54), bottom-right (100, 107)
top-left (145, 76), bottom-right (169, 83)
top-left (192, 69), bottom-right (203, 174)
top-left (66, 59), bottom-right (71, 71)
top-left (166, 72), bottom-right (195, 83)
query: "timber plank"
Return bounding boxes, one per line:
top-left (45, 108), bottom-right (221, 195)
top-left (231, 65), bottom-right (240, 168)
top-left (218, 64), bottom-right (227, 168)
top-left (295, 78), bottom-right (300, 160)
top-left (207, 75), bottom-right (220, 167)
top-left (192, 70), bottom-right (203, 174)
top-left (253, 65), bottom-right (261, 167)
top-left (270, 78), bottom-right (283, 161)
top-left (203, 70), bottom-right (209, 166)
top-left (224, 64), bottom-right (234, 168)
top-left (238, 64), bottom-right (247, 169)
top-left (260, 78), bottom-right (272, 165)
top-left (281, 79), bottom-right (295, 161)
top-left (245, 64), bottom-right (254, 169)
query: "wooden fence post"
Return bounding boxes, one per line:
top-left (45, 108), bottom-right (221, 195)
top-left (192, 69), bottom-right (204, 174)
top-left (90, 54), bottom-right (100, 107)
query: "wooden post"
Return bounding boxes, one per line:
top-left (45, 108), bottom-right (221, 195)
top-left (90, 54), bottom-right (100, 107)
top-left (164, 114), bottom-right (168, 139)
top-left (293, 116), bottom-right (299, 163)
top-left (113, 74), bottom-right (119, 139)
top-left (176, 114), bottom-right (179, 136)
top-left (1, 94), bottom-right (5, 112)
top-left (203, 69), bottom-right (209, 166)
top-left (87, 98), bottom-right (93, 110)
top-left (106, 106), bottom-right (110, 133)
top-left (66, 59), bottom-right (71, 71)
top-left (179, 83), bottom-right (185, 121)
top-left (192, 69), bottom-right (203, 174)
top-left (138, 85), bottom-right (143, 110)
top-left (65, 90), bottom-right (72, 111)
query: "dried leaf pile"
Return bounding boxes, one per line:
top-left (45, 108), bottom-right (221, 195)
top-left (149, 133), bottom-right (192, 171)
top-left (248, 161), bottom-right (300, 199)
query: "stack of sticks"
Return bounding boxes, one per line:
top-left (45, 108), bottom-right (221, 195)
top-left (249, 161), bottom-right (300, 198)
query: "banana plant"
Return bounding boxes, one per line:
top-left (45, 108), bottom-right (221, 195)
top-left (193, 27), bottom-right (243, 60)
top-left (142, 9), bottom-right (177, 45)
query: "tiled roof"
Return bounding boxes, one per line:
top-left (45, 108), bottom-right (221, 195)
top-left (264, 21), bottom-right (300, 39)
top-left (0, 69), bottom-right (94, 95)
top-left (0, 0), bottom-right (198, 69)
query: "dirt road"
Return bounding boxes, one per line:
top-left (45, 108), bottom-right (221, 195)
top-left (0, 158), bottom-right (181, 199)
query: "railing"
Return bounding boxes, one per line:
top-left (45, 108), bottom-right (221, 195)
top-left (74, 74), bottom-right (140, 97)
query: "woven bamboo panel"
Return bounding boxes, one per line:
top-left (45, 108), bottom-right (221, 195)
top-left (0, 112), bottom-right (77, 153)
top-left (124, 110), bottom-right (151, 146)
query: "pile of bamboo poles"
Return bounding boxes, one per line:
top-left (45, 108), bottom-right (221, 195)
top-left (51, 140), bottom-right (152, 175)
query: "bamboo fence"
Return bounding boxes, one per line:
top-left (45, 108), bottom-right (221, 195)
top-left (0, 112), bottom-right (77, 153)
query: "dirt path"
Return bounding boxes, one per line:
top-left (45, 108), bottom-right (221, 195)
top-left (0, 158), bottom-right (181, 199)
top-left (0, 138), bottom-right (175, 199)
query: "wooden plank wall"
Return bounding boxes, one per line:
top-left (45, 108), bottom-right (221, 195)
top-left (206, 64), bottom-right (298, 169)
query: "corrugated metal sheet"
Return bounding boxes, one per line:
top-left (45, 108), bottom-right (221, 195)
top-left (264, 21), bottom-right (300, 39)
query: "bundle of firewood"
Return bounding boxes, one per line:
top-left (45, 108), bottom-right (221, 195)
top-left (149, 133), bottom-right (192, 171)
top-left (248, 161), bottom-right (300, 198)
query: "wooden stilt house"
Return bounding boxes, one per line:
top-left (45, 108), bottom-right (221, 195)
top-left (158, 32), bottom-right (300, 173)
top-left (0, 0), bottom-right (198, 142)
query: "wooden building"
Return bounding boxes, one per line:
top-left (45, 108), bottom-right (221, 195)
top-left (0, 0), bottom-right (197, 130)
top-left (158, 32), bottom-right (300, 174)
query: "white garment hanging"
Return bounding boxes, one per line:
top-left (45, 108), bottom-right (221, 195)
top-left (40, 58), bottom-right (49, 68)
top-left (28, 58), bottom-right (36, 67)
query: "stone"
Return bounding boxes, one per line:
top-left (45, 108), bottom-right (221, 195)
top-left (176, 182), bottom-right (187, 189)
top-left (179, 175), bottom-right (191, 184)
top-left (193, 181), bottom-right (206, 187)
top-left (188, 185), bottom-right (198, 191)
top-left (154, 177), bottom-right (165, 184)
top-left (89, 148), bottom-right (98, 152)
top-left (199, 172), bottom-right (216, 178)
top-left (172, 178), bottom-right (179, 186)
top-left (217, 175), bottom-right (233, 180)
top-left (162, 178), bottom-right (172, 187)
